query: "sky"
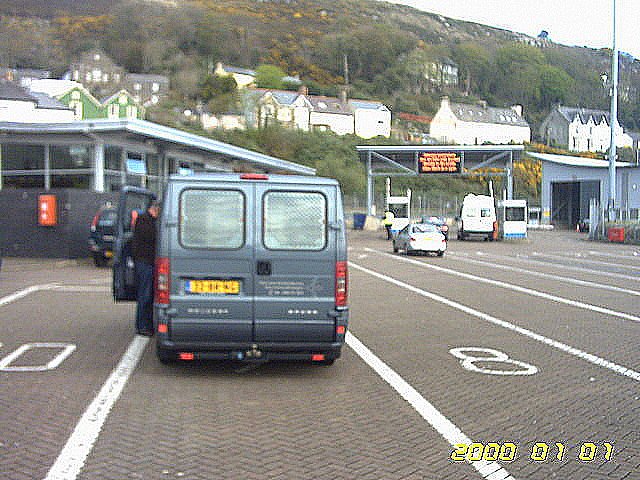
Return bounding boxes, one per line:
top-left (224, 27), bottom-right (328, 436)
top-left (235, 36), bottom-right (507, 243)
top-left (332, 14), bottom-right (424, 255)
top-left (380, 0), bottom-right (640, 59)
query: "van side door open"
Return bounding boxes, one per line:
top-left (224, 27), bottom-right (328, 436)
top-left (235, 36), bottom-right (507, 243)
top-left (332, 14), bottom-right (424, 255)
top-left (113, 186), bottom-right (156, 301)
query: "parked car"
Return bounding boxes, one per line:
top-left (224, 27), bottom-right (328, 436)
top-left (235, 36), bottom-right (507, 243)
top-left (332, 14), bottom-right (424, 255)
top-left (393, 222), bottom-right (447, 256)
top-left (88, 206), bottom-right (116, 266)
top-left (422, 215), bottom-right (449, 240)
top-left (578, 218), bottom-right (590, 233)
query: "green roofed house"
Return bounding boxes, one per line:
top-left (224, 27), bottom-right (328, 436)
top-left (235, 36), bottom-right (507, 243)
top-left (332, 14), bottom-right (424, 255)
top-left (28, 79), bottom-right (143, 120)
top-left (101, 90), bottom-right (145, 120)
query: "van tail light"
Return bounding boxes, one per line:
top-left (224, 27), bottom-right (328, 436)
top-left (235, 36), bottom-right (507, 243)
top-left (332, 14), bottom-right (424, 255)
top-left (409, 236), bottom-right (417, 242)
top-left (155, 257), bottom-right (170, 305)
top-left (335, 261), bottom-right (348, 307)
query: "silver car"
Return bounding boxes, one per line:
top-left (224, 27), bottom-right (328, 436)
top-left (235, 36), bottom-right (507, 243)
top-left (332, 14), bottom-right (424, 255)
top-left (393, 222), bottom-right (446, 256)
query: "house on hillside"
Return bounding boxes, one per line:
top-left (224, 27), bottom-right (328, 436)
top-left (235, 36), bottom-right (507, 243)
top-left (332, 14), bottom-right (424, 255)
top-left (102, 90), bottom-right (145, 120)
top-left (0, 81), bottom-right (74, 123)
top-left (237, 88), bottom-right (390, 139)
top-left (124, 73), bottom-right (169, 107)
top-left (29, 80), bottom-right (102, 120)
top-left (67, 49), bottom-right (169, 106)
top-left (0, 67), bottom-right (51, 88)
top-left (29, 79), bottom-right (143, 120)
top-left (539, 104), bottom-right (632, 153)
top-left (69, 49), bottom-right (126, 94)
top-left (214, 63), bottom-right (256, 89)
top-left (425, 59), bottom-right (459, 89)
top-left (430, 96), bottom-right (530, 145)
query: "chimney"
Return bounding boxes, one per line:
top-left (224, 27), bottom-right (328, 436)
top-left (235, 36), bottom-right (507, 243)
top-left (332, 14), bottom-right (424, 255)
top-left (511, 104), bottom-right (523, 117)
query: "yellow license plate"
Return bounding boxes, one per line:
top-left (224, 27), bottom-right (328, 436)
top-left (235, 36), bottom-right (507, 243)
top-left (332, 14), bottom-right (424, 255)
top-left (104, 250), bottom-right (113, 258)
top-left (186, 279), bottom-right (240, 295)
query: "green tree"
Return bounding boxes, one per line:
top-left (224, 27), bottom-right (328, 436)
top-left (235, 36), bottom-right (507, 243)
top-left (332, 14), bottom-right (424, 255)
top-left (200, 74), bottom-right (237, 102)
top-left (254, 65), bottom-right (286, 89)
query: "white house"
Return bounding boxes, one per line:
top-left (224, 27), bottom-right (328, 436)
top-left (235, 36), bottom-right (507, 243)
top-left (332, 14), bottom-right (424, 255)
top-left (238, 89), bottom-right (391, 139)
top-left (430, 96), bottom-right (531, 145)
top-left (0, 81), bottom-right (74, 123)
top-left (539, 105), bottom-right (632, 153)
top-left (214, 63), bottom-right (256, 89)
top-left (351, 100), bottom-right (391, 138)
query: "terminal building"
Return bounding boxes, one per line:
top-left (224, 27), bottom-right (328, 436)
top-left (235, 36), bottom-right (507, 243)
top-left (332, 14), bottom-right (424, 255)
top-left (528, 152), bottom-right (640, 228)
top-left (0, 119), bottom-right (315, 257)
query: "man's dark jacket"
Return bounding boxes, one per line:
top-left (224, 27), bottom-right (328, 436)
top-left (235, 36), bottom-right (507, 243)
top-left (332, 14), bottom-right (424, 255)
top-left (132, 211), bottom-right (156, 264)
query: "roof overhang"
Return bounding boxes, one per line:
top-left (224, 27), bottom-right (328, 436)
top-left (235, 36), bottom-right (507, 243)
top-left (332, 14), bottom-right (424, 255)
top-left (527, 152), bottom-right (635, 168)
top-left (0, 119), bottom-right (315, 175)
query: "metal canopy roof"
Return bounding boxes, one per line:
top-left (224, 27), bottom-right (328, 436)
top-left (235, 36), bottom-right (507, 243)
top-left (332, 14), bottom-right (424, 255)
top-left (527, 152), bottom-right (635, 168)
top-left (357, 145), bottom-right (525, 214)
top-left (357, 144), bottom-right (524, 176)
top-left (0, 119), bottom-right (315, 175)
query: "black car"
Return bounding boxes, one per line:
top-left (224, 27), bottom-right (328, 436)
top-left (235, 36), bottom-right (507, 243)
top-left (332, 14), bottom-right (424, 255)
top-left (421, 216), bottom-right (449, 241)
top-left (88, 206), bottom-right (117, 266)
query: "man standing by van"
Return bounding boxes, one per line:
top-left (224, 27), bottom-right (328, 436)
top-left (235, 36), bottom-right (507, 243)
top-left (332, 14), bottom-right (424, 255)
top-left (132, 201), bottom-right (160, 336)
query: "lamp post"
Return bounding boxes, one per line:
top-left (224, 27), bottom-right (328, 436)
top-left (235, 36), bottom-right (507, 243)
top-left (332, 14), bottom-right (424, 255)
top-left (607, 0), bottom-right (619, 221)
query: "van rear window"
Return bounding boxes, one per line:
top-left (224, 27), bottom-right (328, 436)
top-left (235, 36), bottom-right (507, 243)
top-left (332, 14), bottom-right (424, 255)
top-left (263, 191), bottom-right (326, 250)
top-left (180, 189), bottom-right (244, 249)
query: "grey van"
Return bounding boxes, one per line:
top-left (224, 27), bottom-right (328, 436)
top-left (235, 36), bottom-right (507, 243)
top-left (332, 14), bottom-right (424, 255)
top-left (113, 173), bottom-right (348, 365)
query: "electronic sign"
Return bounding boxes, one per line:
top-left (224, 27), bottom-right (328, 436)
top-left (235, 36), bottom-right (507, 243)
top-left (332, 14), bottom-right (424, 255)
top-left (418, 152), bottom-right (461, 174)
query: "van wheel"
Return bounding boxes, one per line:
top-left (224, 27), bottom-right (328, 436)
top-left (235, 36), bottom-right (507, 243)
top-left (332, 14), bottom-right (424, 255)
top-left (437, 251), bottom-right (444, 257)
top-left (157, 346), bottom-right (175, 364)
top-left (392, 241), bottom-right (398, 253)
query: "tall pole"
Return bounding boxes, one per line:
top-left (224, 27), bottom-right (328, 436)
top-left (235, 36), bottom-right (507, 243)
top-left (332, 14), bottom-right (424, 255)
top-left (607, 0), bottom-right (619, 220)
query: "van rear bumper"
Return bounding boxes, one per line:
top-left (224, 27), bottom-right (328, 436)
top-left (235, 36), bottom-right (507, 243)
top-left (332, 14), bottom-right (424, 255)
top-left (156, 338), bottom-right (344, 361)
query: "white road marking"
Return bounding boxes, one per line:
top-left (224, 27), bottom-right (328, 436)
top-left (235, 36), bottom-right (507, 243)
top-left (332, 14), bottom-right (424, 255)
top-left (367, 248), bottom-right (640, 324)
top-left (446, 252), bottom-right (640, 297)
top-left (349, 261), bottom-right (640, 383)
top-left (44, 336), bottom-right (150, 480)
top-left (449, 347), bottom-right (538, 376)
top-left (532, 251), bottom-right (640, 271)
top-left (346, 332), bottom-right (516, 480)
top-left (0, 343), bottom-right (76, 372)
top-left (0, 284), bottom-right (108, 307)
top-left (0, 285), bottom-right (49, 306)
top-left (465, 251), bottom-right (640, 283)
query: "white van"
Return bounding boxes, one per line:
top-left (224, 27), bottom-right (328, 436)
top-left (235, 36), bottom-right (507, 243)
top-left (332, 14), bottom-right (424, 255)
top-left (457, 194), bottom-right (496, 241)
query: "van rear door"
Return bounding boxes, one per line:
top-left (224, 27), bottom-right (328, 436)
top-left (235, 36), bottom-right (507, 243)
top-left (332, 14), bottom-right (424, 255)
top-left (253, 183), bottom-right (336, 343)
top-left (168, 182), bottom-right (255, 344)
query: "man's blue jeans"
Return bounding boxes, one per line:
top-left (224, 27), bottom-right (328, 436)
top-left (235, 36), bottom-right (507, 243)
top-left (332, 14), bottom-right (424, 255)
top-left (135, 261), bottom-right (154, 333)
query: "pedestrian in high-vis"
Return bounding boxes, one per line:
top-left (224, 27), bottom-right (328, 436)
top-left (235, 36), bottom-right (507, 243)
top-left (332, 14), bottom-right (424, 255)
top-left (383, 210), bottom-right (394, 240)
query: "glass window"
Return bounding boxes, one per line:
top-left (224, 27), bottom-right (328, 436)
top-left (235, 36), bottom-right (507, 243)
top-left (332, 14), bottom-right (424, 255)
top-left (105, 146), bottom-right (122, 171)
top-left (50, 174), bottom-right (91, 189)
top-left (480, 208), bottom-right (493, 218)
top-left (180, 189), bottom-right (244, 249)
top-left (388, 203), bottom-right (408, 218)
top-left (505, 207), bottom-right (525, 222)
top-left (1, 144), bottom-right (45, 170)
top-left (2, 175), bottom-right (44, 188)
top-left (264, 191), bottom-right (326, 250)
top-left (50, 145), bottom-right (91, 169)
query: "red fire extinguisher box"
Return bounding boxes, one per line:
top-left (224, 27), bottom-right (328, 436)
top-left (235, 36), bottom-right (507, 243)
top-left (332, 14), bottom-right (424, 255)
top-left (38, 194), bottom-right (58, 226)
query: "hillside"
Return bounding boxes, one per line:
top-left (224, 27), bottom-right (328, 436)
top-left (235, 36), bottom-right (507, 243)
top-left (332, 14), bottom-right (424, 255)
top-left (0, 0), bottom-right (638, 132)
